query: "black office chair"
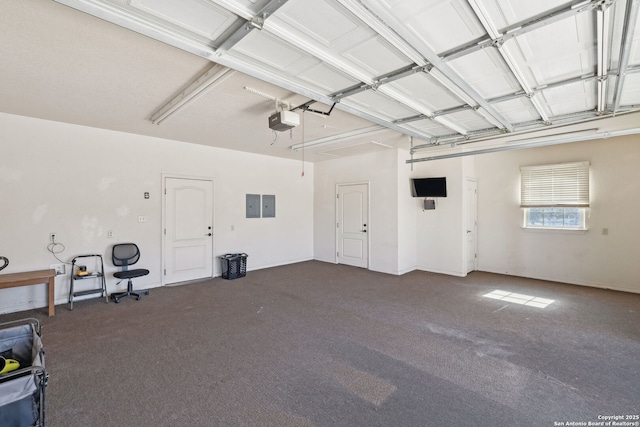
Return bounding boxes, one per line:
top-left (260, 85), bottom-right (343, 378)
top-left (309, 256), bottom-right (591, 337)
top-left (111, 243), bottom-right (150, 303)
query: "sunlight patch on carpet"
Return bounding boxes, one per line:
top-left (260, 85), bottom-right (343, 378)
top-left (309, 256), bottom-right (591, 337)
top-left (483, 290), bottom-right (554, 308)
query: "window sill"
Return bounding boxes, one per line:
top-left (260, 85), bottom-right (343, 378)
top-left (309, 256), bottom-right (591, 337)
top-left (521, 226), bottom-right (588, 234)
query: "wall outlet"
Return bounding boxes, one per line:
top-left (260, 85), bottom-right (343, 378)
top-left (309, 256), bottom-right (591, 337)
top-left (50, 263), bottom-right (65, 275)
top-left (107, 230), bottom-right (114, 238)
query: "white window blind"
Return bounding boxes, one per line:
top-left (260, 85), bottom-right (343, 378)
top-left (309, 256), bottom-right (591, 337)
top-left (520, 161), bottom-right (590, 207)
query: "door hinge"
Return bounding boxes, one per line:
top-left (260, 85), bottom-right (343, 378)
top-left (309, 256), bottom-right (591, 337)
top-left (336, 222), bottom-right (339, 228)
top-left (336, 194), bottom-right (339, 199)
top-left (164, 188), bottom-right (167, 195)
top-left (337, 251), bottom-right (339, 257)
top-left (164, 269), bottom-right (166, 275)
top-left (164, 228), bottom-right (166, 235)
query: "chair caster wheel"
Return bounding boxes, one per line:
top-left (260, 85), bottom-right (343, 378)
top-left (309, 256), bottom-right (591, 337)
top-left (136, 296), bottom-right (141, 301)
top-left (114, 298), bottom-right (120, 303)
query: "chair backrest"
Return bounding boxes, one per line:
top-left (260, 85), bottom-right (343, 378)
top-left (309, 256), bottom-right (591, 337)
top-left (112, 243), bottom-right (141, 268)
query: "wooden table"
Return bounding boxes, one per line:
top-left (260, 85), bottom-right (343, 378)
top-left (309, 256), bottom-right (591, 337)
top-left (0, 269), bottom-right (57, 316)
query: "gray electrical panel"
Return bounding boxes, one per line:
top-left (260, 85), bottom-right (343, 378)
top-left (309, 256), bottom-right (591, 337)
top-left (262, 195), bottom-right (276, 218)
top-left (246, 194), bottom-right (260, 218)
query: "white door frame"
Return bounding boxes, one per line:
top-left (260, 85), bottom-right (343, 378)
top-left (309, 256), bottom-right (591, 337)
top-left (161, 173), bottom-right (215, 286)
top-left (465, 177), bottom-right (478, 273)
top-left (335, 181), bottom-right (370, 268)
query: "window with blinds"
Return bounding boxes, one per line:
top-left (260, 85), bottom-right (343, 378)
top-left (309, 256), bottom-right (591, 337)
top-left (520, 161), bottom-right (590, 207)
top-left (520, 161), bottom-right (590, 230)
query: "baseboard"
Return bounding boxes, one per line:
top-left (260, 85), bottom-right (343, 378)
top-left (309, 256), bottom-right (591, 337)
top-left (415, 267), bottom-right (467, 278)
top-left (397, 266), bottom-right (416, 275)
top-left (312, 257), bottom-right (337, 264)
top-left (477, 268), bottom-right (640, 295)
top-left (247, 257), bottom-right (315, 273)
top-left (0, 300), bottom-right (42, 316)
top-left (368, 266), bottom-right (396, 275)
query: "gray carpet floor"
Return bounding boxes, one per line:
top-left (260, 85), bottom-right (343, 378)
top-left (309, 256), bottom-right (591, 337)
top-left (1, 261), bottom-right (639, 426)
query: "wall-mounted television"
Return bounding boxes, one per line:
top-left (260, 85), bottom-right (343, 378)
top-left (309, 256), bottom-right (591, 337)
top-left (411, 177), bottom-right (447, 198)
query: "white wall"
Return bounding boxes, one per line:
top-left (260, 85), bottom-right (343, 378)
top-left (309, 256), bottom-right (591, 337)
top-left (0, 112), bottom-right (314, 314)
top-left (313, 147), bottom-right (472, 277)
top-left (397, 149), bottom-right (417, 274)
top-left (476, 135), bottom-right (640, 293)
top-left (314, 148), bottom-right (403, 274)
top-left (412, 157), bottom-right (468, 277)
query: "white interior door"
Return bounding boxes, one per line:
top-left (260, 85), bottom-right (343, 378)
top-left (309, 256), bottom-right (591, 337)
top-left (466, 179), bottom-right (478, 273)
top-left (164, 177), bottom-right (213, 284)
top-left (337, 183), bottom-right (369, 268)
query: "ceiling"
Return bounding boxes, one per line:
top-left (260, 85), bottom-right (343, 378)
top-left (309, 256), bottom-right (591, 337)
top-left (2, 0), bottom-right (640, 162)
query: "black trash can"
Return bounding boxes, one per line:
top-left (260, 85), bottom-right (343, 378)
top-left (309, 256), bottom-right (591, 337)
top-left (219, 253), bottom-right (248, 280)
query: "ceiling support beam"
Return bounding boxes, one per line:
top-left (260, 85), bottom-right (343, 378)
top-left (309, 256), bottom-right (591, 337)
top-left (53, 0), bottom-right (223, 59)
top-left (411, 107), bottom-right (640, 152)
top-left (264, 19), bottom-right (468, 136)
top-left (151, 64), bottom-right (234, 125)
top-left (625, 64), bottom-right (640, 74)
top-left (49, 0), bottom-right (429, 144)
top-left (215, 0), bottom-right (289, 53)
top-left (393, 114), bottom-right (429, 125)
top-left (596, 2), bottom-right (613, 114)
top-left (488, 73), bottom-right (600, 105)
top-left (612, 0), bottom-right (640, 113)
top-left (359, 0), bottom-right (514, 133)
top-left (337, 0), bottom-right (509, 135)
top-left (442, 0), bottom-right (607, 62)
top-left (411, 128), bottom-right (503, 151)
top-left (214, 52), bottom-right (434, 142)
top-left (395, 72), bottom-right (601, 127)
top-left (407, 127), bottom-right (640, 163)
top-left (57, 0), bottom-right (637, 152)
top-left (290, 125), bottom-right (386, 151)
top-left (330, 64), bottom-right (429, 101)
top-left (467, 0), bottom-right (551, 124)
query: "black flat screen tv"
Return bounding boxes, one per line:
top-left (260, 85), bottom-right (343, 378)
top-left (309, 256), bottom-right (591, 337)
top-left (411, 177), bottom-right (447, 197)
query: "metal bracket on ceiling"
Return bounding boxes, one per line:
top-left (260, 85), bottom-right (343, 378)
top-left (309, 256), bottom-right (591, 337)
top-left (597, 0), bottom-right (615, 11)
top-left (304, 103), bottom-right (336, 117)
top-left (442, 0), bottom-right (606, 62)
top-left (410, 137), bottom-right (414, 171)
top-left (217, 0), bottom-right (288, 53)
top-left (291, 100), bottom-right (336, 117)
top-left (393, 114), bottom-right (429, 125)
top-left (248, 14), bottom-right (266, 30)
